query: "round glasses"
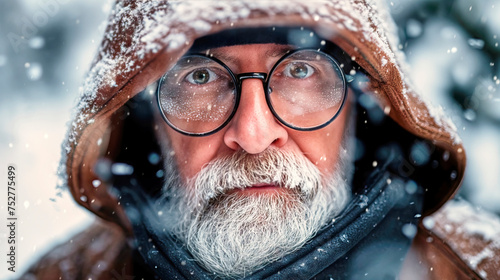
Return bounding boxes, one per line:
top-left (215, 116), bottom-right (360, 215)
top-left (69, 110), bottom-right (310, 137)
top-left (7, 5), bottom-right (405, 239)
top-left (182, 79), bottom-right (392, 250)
top-left (157, 49), bottom-right (349, 136)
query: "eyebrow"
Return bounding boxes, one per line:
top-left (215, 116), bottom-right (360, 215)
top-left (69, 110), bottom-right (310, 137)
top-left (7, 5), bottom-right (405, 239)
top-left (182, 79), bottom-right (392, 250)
top-left (205, 45), bottom-right (294, 65)
top-left (266, 45), bottom-right (294, 58)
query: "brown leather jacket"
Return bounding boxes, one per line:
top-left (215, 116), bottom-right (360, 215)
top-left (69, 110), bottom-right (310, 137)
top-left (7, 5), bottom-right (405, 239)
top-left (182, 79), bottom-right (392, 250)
top-left (21, 0), bottom-right (500, 279)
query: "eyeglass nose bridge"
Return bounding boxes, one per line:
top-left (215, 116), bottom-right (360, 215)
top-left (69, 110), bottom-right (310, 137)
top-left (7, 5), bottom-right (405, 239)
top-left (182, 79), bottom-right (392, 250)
top-left (236, 72), bottom-right (268, 83)
top-left (236, 72), bottom-right (270, 97)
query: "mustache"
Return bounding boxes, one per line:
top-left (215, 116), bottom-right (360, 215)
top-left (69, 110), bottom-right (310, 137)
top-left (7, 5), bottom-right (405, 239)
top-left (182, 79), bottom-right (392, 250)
top-left (186, 148), bottom-right (323, 205)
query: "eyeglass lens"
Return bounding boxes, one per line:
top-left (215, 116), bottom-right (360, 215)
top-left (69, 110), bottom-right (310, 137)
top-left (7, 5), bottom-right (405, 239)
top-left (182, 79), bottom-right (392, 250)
top-left (157, 50), bottom-right (346, 135)
top-left (268, 51), bottom-right (345, 129)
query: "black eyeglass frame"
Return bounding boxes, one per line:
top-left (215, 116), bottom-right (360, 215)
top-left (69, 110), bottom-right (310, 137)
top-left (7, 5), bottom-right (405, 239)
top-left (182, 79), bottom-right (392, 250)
top-left (156, 48), bottom-right (351, 137)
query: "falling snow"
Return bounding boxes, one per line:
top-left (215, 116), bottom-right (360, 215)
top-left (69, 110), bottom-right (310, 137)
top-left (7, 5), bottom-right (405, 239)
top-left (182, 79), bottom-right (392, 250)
top-left (2, 0), bottom-right (500, 278)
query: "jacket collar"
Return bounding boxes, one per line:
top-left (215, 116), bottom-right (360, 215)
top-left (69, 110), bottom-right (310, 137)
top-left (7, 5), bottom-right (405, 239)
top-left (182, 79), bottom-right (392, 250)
top-left (119, 151), bottom-right (423, 279)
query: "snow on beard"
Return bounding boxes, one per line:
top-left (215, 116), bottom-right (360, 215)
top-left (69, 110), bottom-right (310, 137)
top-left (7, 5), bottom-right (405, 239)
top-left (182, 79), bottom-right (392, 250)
top-left (154, 147), bottom-right (352, 277)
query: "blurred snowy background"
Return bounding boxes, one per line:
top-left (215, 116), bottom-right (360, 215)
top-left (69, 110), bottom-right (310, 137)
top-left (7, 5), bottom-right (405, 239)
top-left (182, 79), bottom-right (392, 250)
top-left (0, 0), bottom-right (499, 278)
top-left (390, 0), bottom-right (500, 210)
top-left (0, 0), bottom-right (110, 278)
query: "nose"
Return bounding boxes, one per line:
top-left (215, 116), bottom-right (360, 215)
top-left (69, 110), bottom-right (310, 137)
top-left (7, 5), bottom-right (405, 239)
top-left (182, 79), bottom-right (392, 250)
top-left (224, 79), bottom-right (288, 154)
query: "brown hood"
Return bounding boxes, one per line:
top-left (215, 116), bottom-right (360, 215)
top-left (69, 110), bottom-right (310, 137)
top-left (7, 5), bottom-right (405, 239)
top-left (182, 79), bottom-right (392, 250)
top-left (62, 0), bottom-right (466, 234)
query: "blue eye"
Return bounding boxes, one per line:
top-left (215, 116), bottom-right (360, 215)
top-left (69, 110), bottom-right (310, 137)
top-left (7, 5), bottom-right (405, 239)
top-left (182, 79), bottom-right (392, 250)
top-left (284, 62), bottom-right (314, 79)
top-left (187, 68), bottom-right (218, 84)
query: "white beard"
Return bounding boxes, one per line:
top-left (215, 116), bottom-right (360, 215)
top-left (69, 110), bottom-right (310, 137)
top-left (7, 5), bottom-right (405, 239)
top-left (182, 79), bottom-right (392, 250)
top-left (154, 143), bottom-right (354, 278)
top-left (154, 110), bottom-right (356, 278)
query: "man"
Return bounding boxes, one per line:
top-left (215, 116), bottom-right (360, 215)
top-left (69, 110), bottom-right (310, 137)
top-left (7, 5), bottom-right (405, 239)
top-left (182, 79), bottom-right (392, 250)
top-left (22, 0), bottom-right (499, 279)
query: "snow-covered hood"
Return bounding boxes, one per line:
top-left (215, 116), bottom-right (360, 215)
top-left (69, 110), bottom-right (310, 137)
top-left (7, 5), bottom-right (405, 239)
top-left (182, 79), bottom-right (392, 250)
top-left (62, 0), bottom-right (466, 233)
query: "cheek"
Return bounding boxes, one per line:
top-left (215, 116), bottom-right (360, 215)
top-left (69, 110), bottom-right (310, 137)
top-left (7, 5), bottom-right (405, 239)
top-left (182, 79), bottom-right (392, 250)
top-left (292, 129), bottom-right (343, 176)
top-left (290, 107), bottom-right (349, 177)
top-left (161, 125), bottom-right (225, 181)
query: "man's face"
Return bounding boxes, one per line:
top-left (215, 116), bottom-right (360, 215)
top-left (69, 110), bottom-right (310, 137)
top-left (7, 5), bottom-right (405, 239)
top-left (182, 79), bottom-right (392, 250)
top-left (154, 43), bottom-right (354, 277)
top-left (160, 44), bottom-right (351, 186)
